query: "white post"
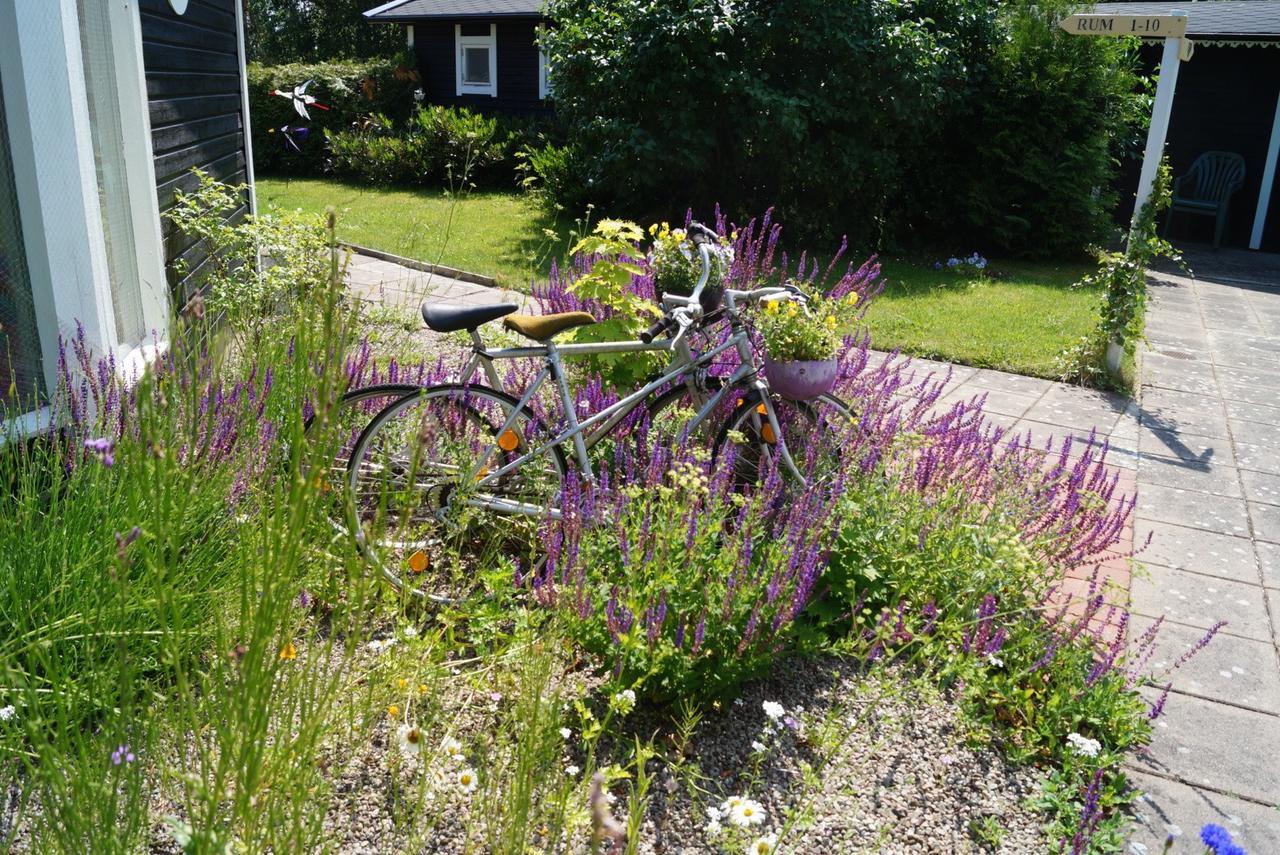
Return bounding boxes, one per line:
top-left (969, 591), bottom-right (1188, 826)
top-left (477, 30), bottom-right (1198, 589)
top-left (1130, 11), bottom-right (1187, 238)
top-left (1250, 90), bottom-right (1280, 250)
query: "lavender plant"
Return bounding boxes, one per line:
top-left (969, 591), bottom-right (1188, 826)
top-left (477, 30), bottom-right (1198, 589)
top-left (535, 443), bottom-right (840, 702)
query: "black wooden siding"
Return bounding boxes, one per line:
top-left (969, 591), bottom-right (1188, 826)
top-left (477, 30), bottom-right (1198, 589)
top-left (138, 0), bottom-right (251, 296)
top-left (412, 17), bottom-right (549, 115)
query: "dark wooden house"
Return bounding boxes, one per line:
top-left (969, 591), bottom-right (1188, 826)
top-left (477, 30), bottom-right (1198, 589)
top-left (0, 0), bottom-right (253, 428)
top-left (1096, 2), bottom-right (1280, 251)
top-left (364, 0), bottom-right (551, 115)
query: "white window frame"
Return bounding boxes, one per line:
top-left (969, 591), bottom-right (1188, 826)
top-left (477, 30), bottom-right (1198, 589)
top-left (455, 23), bottom-right (497, 98)
top-left (537, 24), bottom-right (551, 100)
top-left (0, 0), bottom-right (170, 426)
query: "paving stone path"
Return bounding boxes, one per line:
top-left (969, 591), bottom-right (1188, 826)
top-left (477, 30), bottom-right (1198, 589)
top-left (1124, 249), bottom-right (1280, 854)
top-left (343, 247), bottom-right (1280, 851)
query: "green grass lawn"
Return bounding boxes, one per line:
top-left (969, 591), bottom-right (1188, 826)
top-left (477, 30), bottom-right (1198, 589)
top-left (864, 258), bottom-right (1100, 379)
top-left (259, 176), bottom-right (1102, 380)
top-left (256, 177), bottom-right (574, 288)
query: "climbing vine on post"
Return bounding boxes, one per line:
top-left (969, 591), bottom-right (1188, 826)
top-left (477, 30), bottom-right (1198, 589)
top-left (1059, 161), bottom-right (1183, 386)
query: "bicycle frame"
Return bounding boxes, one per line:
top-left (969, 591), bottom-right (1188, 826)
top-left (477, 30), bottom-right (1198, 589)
top-left (451, 293), bottom-right (803, 517)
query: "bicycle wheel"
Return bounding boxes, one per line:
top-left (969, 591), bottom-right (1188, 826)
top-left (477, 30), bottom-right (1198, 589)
top-left (303, 383), bottom-right (422, 533)
top-left (346, 384), bottom-right (568, 600)
top-left (644, 375), bottom-right (733, 454)
top-left (713, 390), bottom-right (856, 489)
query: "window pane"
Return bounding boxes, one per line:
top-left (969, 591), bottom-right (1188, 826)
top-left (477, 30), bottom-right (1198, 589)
top-left (463, 47), bottom-right (490, 85)
top-left (0, 67), bottom-right (45, 405)
top-left (78, 0), bottom-right (145, 343)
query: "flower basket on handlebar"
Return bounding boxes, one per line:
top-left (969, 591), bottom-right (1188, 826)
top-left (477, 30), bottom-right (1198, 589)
top-left (763, 356), bottom-right (839, 401)
top-left (649, 223), bottom-right (730, 314)
top-left (755, 282), bottom-right (861, 399)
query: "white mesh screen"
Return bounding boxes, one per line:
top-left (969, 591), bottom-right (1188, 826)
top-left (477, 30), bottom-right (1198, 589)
top-left (0, 68), bottom-right (44, 404)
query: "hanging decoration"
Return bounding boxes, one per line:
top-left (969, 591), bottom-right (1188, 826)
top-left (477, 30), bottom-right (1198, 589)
top-left (269, 80), bottom-right (331, 120)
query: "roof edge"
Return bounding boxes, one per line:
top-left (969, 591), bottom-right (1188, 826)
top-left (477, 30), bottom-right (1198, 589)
top-left (367, 10), bottom-right (547, 22)
top-left (363, 0), bottom-right (416, 19)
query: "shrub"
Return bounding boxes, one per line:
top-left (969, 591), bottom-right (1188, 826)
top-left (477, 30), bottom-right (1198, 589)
top-left (247, 59), bottom-right (419, 174)
top-left (541, 0), bottom-right (1143, 255)
top-left (166, 171), bottom-right (330, 343)
top-left (324, 105), bottom-right (509, 189)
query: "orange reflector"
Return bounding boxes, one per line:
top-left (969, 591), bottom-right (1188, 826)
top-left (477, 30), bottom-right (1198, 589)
top-left (497, 429), bottom-right (519, 451)
top-left (408, 550), bottom-right (429, 573)
top-left (761, 423), bottom-right (777, 444)
top-left (756, 404), bottom-right (768, 415)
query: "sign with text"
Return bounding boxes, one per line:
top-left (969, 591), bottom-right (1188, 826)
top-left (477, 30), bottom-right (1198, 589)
top-left (1058, 14), bottom-right (1188, 38)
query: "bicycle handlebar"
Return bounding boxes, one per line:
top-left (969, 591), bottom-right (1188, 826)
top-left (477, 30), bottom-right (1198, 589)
top-left (639, 314), bottom-right (674, 344)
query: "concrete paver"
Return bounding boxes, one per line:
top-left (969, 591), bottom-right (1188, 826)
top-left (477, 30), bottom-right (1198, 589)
top-left (1132, 688), bottom-right (1280, 806)
top-left (1127, 770), bottom-right (1280, 854)
top-left (1132, 615), bottom-right (1280, 715)
top-left (1127, 247), bottom-right (1280, 833)
top-left (1131, 565), bottom-right (1274, 642)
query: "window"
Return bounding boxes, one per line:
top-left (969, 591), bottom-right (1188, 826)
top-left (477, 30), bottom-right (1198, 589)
top-left (0, 0), bottom-right (170, 429)
top-left (455, 24), bottom-right (497, 97)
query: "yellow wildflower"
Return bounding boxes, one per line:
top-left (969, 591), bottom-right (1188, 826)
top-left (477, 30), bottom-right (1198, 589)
top-left (387, 705), bottom-right (400, 718)
top-left (279, 640), bottom-right (297, 661)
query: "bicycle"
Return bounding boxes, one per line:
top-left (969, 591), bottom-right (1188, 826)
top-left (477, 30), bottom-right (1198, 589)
top-left (341, 223), bottom-right (855, 598)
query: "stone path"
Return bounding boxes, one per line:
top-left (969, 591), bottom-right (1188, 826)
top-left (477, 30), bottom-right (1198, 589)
top-left (341, 247), bottom-right (1280, 851)
top-left (1124, 248), bottom-right (1280, 854)
top-left (343, 251), bottom-right (533, 312)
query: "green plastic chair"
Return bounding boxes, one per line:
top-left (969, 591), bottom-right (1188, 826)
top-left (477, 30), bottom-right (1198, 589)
top-left (1163, 151), bottom-right (1246, 248)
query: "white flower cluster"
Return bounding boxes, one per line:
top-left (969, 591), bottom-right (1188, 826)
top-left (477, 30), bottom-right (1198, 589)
top-left (611, 689), bottom-right (636, 716)
top-left (1066, 732), bottom-right (1102, 758)
top-left (0, 705), bottom-right (14, 722)
top-left (367, 637), bottom-right (397, 654)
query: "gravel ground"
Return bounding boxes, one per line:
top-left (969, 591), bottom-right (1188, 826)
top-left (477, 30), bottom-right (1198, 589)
top-left (3, 646), bottom-right (1050, 854)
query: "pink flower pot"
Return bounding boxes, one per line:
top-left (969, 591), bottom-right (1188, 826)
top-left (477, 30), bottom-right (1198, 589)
top-left (763, 356), bottom-right (839, 401)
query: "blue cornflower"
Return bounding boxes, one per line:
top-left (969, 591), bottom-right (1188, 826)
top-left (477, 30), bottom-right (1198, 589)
top-left (933, 261), bottom-right (943, 270)
top-left (1200, 823), bottom-right (1246, 855)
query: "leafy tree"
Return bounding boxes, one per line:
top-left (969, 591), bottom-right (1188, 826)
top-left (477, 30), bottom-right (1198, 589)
top-left (245, 0), bottom-right (403, 63)
top-left (541, 0), bottom-right (1144, 255)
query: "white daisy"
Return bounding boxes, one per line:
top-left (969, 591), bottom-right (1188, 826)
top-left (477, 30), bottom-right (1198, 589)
top-left (706, 818), bottom-right (723, 835)
top-left (750, 834), bottom-right (778, 854)
top-left (456, 767), bottom-right (479, 793)
top-left (565, 764), bottom-right (580, 776)
top-left (728, 799), bottom-right (766, 827)
top-left (440, 736), bottom-right (464, 763)
top-left (721, 795), bottom-right (745, 812)
top-left (396, 724), bottom-right (425, 757)
top-left (559, 727), bottom-right (572, 739)
top-left (761, 701), bottom-right (785, 720)
top-left (400, 626), bottom-right (418, 640)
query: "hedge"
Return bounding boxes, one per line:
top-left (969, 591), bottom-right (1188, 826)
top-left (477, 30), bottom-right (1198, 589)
top-left (247, 58), bottom-right (420, 174)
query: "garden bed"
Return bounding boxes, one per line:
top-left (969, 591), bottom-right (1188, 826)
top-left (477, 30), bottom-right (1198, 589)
top-left (0, 188), bottom-right (1225, 855)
